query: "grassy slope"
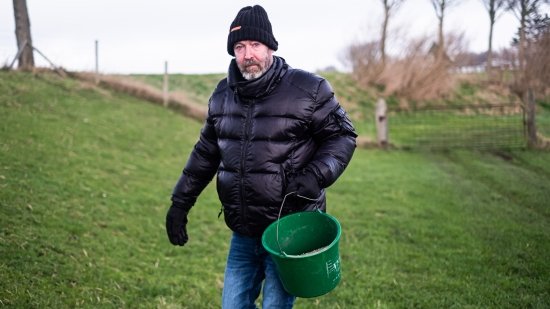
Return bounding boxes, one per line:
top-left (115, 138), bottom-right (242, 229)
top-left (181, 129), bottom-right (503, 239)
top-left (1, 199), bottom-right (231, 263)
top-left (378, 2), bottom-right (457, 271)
top-left (129, 72), bottom-right (377, 138)
top-left (130, 74), bottom-right (225, 108)
top-left (0, 71), bottom-right (225, 308)
top-left (127, 71), bottom-right (550, 145)
top-left (1, 71), bottom-right (549, 308)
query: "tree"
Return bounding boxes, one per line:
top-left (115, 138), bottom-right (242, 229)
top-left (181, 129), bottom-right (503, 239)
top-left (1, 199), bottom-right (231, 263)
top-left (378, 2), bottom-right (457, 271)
top-left (513, 3), bottom-right (550, 92)
top-left (523, 14), bottom-right (549, 147)
top-left (506, 0), bottom-right (549, 147)
top-left (380, 0), bottom-right (406, 66)
top-left (13, 0), bottom-right (34, 70)
top-left (481, 0), bottom-right (507, 71)
top-left (430, 0), bottom-right (459, 61)
top-left (525, 14), bottom-right (550, 91)
top-left (506, 0), bottom-right (549, 71)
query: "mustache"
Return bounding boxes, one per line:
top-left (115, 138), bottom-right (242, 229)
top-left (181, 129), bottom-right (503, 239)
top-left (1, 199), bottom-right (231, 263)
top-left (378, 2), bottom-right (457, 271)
top-left (243, 59), bottom-right (260, 67)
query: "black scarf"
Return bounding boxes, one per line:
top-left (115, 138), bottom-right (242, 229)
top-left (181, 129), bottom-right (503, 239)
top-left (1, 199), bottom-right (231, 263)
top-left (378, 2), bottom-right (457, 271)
top-left (227, 56), bottom-right (288, 100)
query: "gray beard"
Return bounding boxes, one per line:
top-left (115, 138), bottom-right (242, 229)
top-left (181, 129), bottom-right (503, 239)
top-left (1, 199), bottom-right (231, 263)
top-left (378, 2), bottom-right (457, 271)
top-left (241, 57), bottom-right (274, 80)
top-left (242, 70), bottom-right (265, 80)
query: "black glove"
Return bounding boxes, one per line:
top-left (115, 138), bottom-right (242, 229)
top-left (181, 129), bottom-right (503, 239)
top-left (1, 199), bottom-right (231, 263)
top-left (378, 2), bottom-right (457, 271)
top-left (286, 169), bottom-right (321, 199)
top-left (165, 202), bottom-right (190, 246)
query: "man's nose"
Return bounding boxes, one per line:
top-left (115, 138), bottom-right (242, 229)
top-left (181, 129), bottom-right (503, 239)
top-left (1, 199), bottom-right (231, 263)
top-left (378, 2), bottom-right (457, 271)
top-left (244, 46), bottom-right (253, 59)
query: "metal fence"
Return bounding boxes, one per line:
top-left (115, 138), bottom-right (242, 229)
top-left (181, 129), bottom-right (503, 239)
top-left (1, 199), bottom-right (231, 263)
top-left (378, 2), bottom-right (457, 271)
top-left (387, 103), bottom-right (527, 150)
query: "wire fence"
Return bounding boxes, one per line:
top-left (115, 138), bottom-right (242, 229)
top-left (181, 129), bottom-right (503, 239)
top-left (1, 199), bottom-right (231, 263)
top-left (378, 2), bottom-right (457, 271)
top-left (387, 103), bottom-right (527, 150)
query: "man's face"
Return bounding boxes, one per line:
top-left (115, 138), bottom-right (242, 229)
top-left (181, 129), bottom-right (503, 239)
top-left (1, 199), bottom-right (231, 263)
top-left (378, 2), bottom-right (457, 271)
top-left (234, 40), bottom-right (273, 80)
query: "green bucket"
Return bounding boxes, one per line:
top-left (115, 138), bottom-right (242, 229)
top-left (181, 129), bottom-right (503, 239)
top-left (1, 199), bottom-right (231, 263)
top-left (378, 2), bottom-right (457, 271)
top-left (261, 210), bottom-right (342, 298)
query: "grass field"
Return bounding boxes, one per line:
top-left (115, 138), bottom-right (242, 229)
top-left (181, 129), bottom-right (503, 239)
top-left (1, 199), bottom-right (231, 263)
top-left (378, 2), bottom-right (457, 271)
top-left (1, 71), bottom-right (549, 308)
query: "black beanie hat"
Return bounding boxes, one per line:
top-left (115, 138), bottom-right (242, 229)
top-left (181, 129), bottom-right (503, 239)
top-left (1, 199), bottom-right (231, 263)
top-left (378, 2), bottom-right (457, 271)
top-left (227, 5), bottom-right (278, 56)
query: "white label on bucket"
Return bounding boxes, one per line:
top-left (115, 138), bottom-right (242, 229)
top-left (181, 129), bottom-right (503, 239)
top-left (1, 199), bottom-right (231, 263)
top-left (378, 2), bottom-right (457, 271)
top-left (326, 258), bottom-right (340, 279)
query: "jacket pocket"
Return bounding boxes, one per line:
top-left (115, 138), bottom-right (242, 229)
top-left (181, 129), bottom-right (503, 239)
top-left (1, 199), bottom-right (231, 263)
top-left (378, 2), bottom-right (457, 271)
top-left (331, 106), bottom-right (358, 137)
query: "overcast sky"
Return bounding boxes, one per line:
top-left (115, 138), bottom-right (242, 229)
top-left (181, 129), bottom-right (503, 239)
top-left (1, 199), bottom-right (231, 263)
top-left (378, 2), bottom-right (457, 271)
top-left (1, 0), bottom-right (543, 74)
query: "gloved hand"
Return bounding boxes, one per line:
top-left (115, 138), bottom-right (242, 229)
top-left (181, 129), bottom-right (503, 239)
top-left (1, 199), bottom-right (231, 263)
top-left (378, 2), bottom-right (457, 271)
top-left (286, 168), bottom-right (321, 199)
top-left (165, 202), bottom-right (190, 246)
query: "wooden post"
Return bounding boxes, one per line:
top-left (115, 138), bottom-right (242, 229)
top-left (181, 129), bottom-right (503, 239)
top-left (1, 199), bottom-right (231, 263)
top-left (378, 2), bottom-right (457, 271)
top-left (163, 61), bottom-right (169, 107)
top-left (95, 40), bottom-right (99, 84)
top-left (525, 88), bottom-right (537, 148)
top-left (9, 39), bottom-right (27, 69)
top-left (375, 98), bottom-right (388, 148)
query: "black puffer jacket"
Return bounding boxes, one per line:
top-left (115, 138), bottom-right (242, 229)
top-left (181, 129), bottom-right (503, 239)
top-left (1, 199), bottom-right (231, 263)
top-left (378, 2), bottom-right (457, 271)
top-left (172, 57), bottom-right (357, 237)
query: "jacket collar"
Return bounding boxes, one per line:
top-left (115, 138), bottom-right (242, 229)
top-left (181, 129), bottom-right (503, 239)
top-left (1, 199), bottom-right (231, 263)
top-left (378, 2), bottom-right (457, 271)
top-left (228, 56), bottom-right (288, 100)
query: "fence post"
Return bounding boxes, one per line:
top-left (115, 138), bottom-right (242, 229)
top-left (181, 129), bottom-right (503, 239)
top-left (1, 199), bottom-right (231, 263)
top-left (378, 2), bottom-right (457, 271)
top-left (163, 61), bottom-right (169, 107)
top-left (525, 88), bottom-right (537, 148)
top-left (375, 98), bottom-right (388, 148)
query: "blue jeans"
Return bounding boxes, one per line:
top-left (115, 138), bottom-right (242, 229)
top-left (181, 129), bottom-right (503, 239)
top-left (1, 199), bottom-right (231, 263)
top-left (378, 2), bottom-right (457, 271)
top-left (222, 233), bottom-right (295, 309)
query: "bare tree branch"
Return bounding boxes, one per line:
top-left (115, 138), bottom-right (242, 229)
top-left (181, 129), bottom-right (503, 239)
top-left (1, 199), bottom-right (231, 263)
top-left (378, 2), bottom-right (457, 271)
top-left (430, 0), bottom-right (459, 61)
top-left (380, 0), bottom-right (406, 66)
top-left (480, 0), bottom-right (507, 70)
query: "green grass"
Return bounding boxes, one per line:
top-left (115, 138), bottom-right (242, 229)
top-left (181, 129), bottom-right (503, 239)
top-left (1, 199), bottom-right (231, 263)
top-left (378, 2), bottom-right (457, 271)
top-left (1, 71), bottom-right (549, 308)
top-left (537, 100), bottom-right (550, 137)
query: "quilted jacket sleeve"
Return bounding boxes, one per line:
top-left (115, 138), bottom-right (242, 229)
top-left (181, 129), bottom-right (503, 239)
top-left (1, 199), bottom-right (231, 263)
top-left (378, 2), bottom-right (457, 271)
top-left (307, 79), bottom-right (357, 188)
top-left (171, 113), bottom-right (220, 209)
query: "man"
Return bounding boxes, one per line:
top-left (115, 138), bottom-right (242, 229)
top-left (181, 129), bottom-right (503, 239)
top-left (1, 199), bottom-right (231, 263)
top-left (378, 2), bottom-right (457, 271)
top-left (166, 5), bottom-right (357, 308)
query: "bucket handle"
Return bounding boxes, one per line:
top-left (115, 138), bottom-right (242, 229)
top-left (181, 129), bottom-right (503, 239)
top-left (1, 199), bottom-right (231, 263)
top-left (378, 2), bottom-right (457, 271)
top-left (276, 191), bottom-right (321, 257)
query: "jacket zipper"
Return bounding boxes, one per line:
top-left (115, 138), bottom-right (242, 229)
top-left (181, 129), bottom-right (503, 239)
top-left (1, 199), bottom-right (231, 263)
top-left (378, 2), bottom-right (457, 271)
top-left (239, 98), bottom-right (254, 230)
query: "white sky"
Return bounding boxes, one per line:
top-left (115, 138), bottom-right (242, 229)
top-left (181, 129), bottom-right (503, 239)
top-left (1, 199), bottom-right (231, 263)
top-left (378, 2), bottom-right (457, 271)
top-left (0, 0), bottom-right (541, 74)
